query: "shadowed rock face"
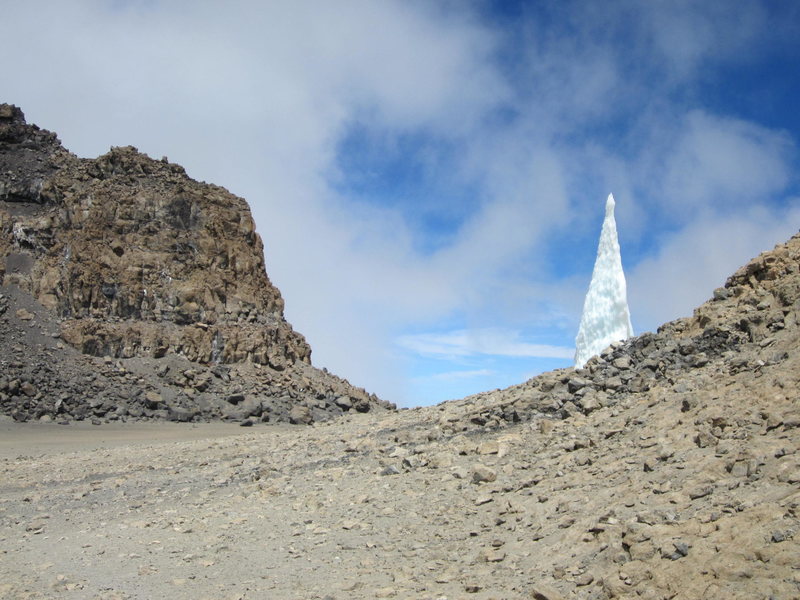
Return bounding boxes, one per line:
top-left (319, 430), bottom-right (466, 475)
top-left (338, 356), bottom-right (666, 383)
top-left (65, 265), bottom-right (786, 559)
top-left (0, 103), bottom-right (392, 423)
top-left (0, 103), bottom-right (307, 368)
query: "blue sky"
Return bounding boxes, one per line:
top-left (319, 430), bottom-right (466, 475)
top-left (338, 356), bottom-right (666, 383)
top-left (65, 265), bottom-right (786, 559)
top-left (2, 1), bottom-right (799, 406)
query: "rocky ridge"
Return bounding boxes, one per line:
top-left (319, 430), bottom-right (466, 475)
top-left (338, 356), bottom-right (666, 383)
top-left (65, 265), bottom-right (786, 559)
top-left (434, 230), bottom-right (799, 435)
top-left (0, 103), bottom-right (392, 423)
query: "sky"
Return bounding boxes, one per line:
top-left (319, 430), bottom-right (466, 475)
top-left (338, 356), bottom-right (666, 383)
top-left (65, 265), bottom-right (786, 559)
top-left (2, 1), bottom-right (799, 406)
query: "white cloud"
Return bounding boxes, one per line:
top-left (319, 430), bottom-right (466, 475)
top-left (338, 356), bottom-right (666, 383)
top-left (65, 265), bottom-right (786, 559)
top-left (413, 369), bottom-right (496, 383)
top-left (397, 328), bottom-right (574, 361)
top-left (661, 111), bottom-right (793, 214)
top-left (636, 1), bottom-right (768, 78)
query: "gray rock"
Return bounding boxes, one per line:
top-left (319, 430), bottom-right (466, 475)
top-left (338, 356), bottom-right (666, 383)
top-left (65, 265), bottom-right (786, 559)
top-left (226, 393), bottom-right (245, 405)
top-left (144, 391), bottom-right (163, 409)
top-left (472, 464), bottom-right (497, 484)
top-left (612, 356), bottom-right (632, 370)
top-left (167, 407), bottom-right (197, 422)
top-left (567, 377), bottom-right (590, 393)
top-left (771, 530), bottom-right (789, 543)
top-left (335, 395), bottom-right (353, 410)
top-left (289, 405), bottom-right (312, 425)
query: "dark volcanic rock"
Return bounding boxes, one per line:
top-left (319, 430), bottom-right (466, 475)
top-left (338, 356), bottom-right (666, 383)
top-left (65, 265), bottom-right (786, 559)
top-left (1, 104), bottom-right (307, 367)
top-left (0, 103), bottom-right (393, 423)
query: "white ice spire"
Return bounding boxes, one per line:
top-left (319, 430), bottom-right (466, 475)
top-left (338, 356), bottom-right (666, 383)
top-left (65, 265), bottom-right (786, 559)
top-left (574, 193), bottom-right (634, 368)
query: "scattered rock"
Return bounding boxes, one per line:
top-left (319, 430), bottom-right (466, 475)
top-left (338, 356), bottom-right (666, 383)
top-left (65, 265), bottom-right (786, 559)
top-left (480, 548), bottom-right (506, 562)
top-left (472, 464), bottom-right (497, 484)
top-left (15, 308), bottom-right (34, 321)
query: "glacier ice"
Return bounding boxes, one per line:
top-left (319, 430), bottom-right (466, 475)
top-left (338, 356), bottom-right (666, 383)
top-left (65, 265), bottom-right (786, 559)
top-left (574, 193), bottom-right (634, 368)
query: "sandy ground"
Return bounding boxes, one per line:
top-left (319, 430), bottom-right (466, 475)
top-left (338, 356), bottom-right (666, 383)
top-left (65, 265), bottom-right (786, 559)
top-left (1, 375), bottom-right (798, 600)
top-left (0, 420), bottom-right (268, 459)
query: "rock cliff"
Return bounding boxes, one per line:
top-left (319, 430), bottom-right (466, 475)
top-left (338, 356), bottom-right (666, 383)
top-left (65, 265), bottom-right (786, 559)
top-left (0, 103), bottom-right (392, 422)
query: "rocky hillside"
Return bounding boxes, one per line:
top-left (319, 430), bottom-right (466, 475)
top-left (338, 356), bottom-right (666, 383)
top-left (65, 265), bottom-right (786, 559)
top-left (0, 232), bottom-right (797, 599)
top-left (0, 103), bottom-right (392, 423)
top-left (434, 229), bottom-right (799, 435)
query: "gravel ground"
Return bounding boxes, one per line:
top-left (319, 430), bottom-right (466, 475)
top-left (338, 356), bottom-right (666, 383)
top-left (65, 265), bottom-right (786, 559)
top-left (2, 356), bottom-right (798, 600)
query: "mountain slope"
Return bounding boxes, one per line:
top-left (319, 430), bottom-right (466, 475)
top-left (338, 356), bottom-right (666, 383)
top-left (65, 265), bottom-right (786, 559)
top-left (0, 103), bottom-right (392, 423)
top-left (0, 216), bottom-right (797, 597)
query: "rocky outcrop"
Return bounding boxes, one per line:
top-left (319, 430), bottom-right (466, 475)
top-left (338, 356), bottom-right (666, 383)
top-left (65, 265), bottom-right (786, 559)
top-left (1, 104), bottom-right (307, 368)
top-left (0, 103), bottom-right (392, 422)
top-left (434, 230), bottom-right (800, 434)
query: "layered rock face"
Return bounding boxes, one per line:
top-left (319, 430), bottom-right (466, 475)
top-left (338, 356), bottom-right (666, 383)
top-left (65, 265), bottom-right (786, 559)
top-left (0, 103), bottom-right (390, 422)
top-left (1, 104), bottom-right (307, 368)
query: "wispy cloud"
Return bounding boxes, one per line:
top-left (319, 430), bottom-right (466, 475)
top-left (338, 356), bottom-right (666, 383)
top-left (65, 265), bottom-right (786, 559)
top-left (413, 369), bottom-right (496, 383)
top-left (659, 111), bottom-right (793, 216)
top-left (397, 329), bottom-right (574, 361)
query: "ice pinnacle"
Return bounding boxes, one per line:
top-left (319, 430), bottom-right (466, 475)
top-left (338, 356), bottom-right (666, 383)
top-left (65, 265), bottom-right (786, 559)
top-left (574, 193), bottom-right (634, 368)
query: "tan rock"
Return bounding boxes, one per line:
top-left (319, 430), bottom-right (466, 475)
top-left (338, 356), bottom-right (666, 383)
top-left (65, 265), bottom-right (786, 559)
top-left (530, 584), bottom-right (566, 600)
top-left (472, 464), bottom-right (497, 483)
top-left (15, 308), bottom-right (34, 320)
top-left (478, 440), bottom-right (499, 455)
